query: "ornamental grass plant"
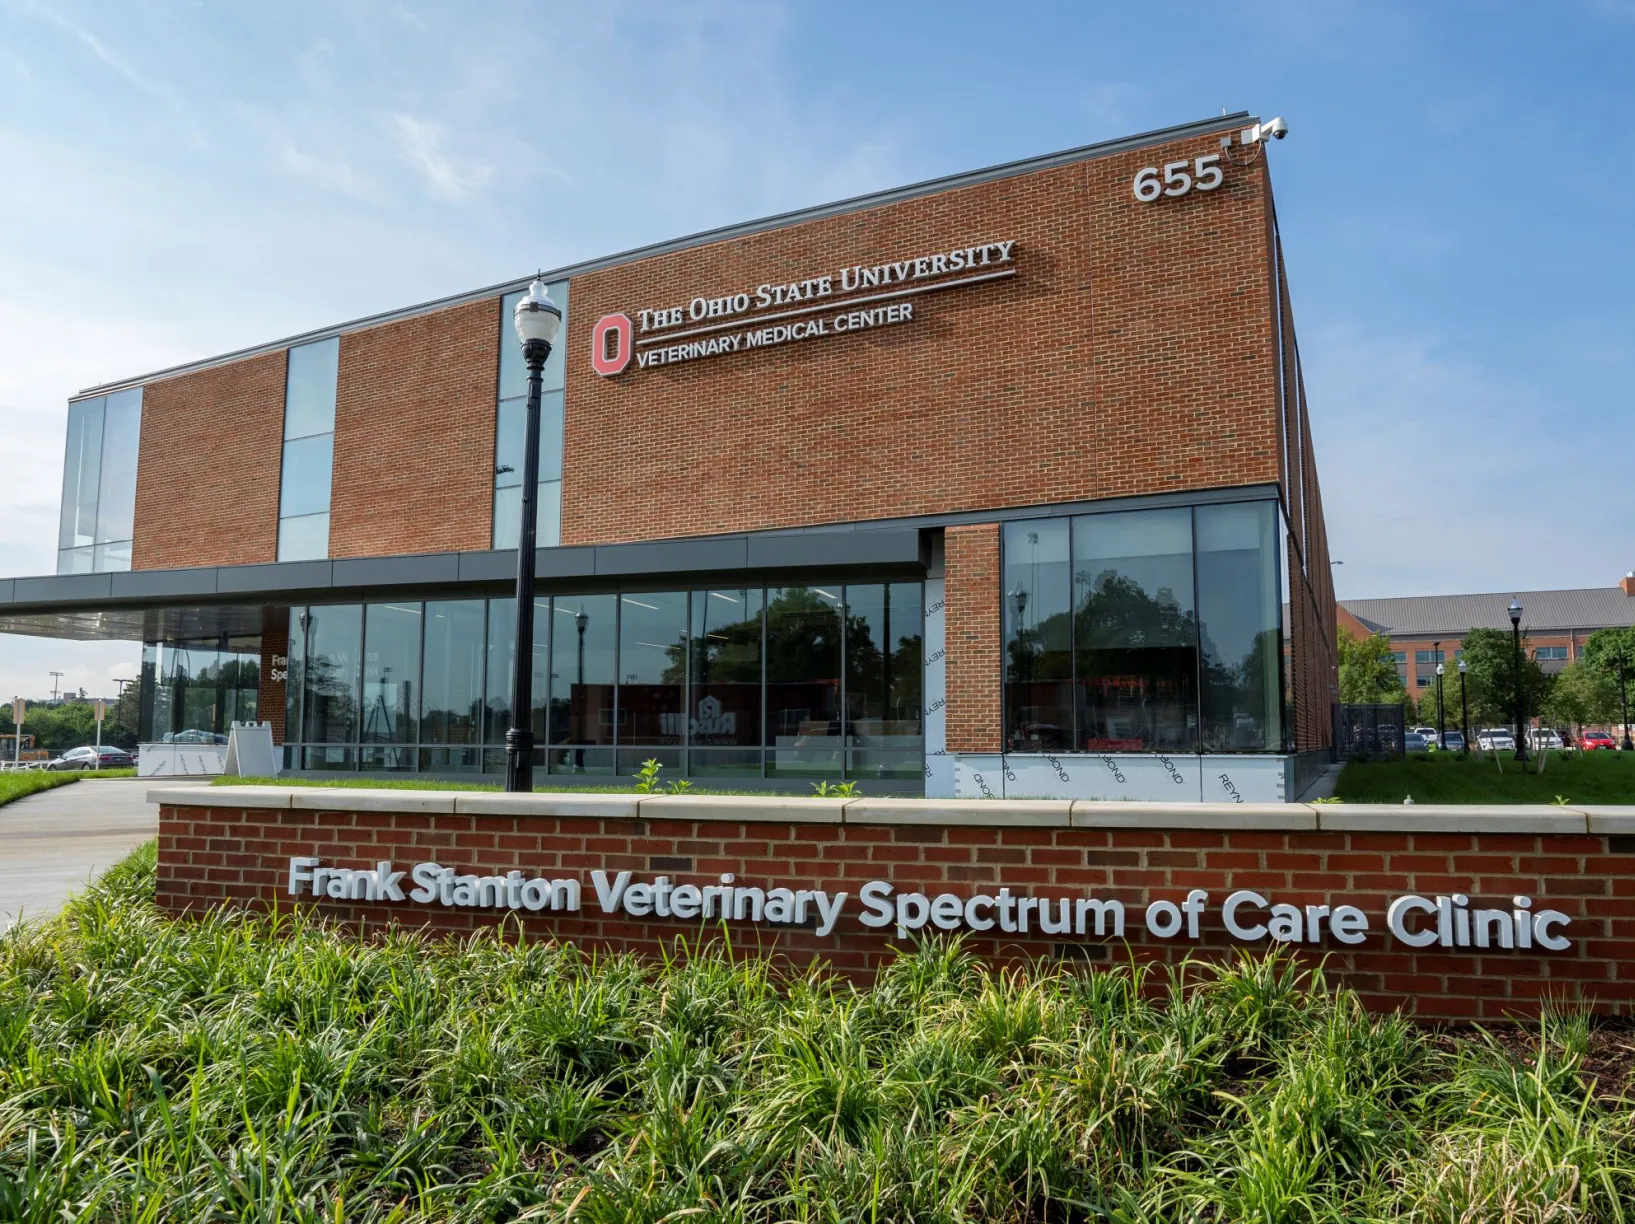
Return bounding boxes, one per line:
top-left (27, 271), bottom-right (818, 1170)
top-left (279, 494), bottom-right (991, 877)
top-left (2, 844), bottom-right (1634, 1221)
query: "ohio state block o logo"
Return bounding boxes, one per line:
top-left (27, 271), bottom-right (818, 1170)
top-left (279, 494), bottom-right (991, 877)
top-left (591, 313), bottom-right (633, 377)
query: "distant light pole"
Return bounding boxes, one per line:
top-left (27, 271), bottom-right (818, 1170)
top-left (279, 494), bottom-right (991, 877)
top-left (504, 279), bottom-right (563, 793)
top-left (49, 671), bottom-right (63, 702)
top-left (1435, 662), bottom-right (1446, 750)
top-left (1458, 659), bottom-right (1469, 754)
top-left (1509, 598), bottom-right (1528, 764)
top-left (1619, 644), bottom-right (1632, 752)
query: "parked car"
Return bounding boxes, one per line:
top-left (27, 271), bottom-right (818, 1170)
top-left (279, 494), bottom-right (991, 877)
top-left (1581, 730), bottom-right (1618, 751)
top-left (1411, 727), bottom-right (1438, 743)
top-left (1441, 730), bottom-right (1466, 752)
top-left (1403, 731), bottom-right (1430, 754)
top-left (1528, 728), bottom-right (1564, 751)
top-left (45, 745), bottom-right (135, 771)
top-left (1477, 728), bottom-right (1516, 752)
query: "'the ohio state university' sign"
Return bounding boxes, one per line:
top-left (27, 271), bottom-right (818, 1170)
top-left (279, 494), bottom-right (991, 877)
top-left (590, 240), bottom-right (1017, 376)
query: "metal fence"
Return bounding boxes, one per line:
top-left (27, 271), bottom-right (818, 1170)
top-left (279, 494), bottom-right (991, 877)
top-left (1333, 703), bottom-right (1408, 761)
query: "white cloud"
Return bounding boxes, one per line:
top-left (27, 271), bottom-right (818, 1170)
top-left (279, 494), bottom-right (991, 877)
top-left (391, 112), bottom-right (491, 201)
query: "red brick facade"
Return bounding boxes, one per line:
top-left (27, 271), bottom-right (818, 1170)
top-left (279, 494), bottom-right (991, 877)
top-left (329, 298), bottom-right (500, 559)
top-left (132, 351), bottom-right (286, 569)
top-left (945, 524), bottom-right (1002, 752)
top-left (157, 796), bottom-right (1635, 1021)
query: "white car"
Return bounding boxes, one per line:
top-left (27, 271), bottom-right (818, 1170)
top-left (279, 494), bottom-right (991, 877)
top-left (1528, 728), bottom-right (1564, 751)
top-left (1477, 728), bottom-right (1516, 752)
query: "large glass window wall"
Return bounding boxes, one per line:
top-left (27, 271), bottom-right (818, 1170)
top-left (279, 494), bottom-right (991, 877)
top-left (57, 387), bottom-right (142, 574)
top-left (140, 638), bottom-right (261, 744)
top-left (493, 281), bottom-right (568, 550)
top-left (277, 337), bottom-right (339, 562)
top-left (283, 581), bottom-right (922, 779)
top-left (1003, 501), bottom-right (1287, 754)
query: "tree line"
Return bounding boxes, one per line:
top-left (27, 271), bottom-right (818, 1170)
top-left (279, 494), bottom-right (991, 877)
top-left (0, 685), bottom-right (140, 754)
top-left (1338, 623), bottom-right (1634, 740)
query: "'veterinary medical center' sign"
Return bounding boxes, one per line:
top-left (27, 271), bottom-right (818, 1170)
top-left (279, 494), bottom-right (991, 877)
top-left (286, 857), bottom-right (1574, 953)
top-left (590, 240), bottom-right (1017, 377)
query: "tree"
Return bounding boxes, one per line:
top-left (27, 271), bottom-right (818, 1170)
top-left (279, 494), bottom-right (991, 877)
top-left (1543, 661), bottom-right (1617, 743)
top-left (1458, 627), bottom-right (1552, 733)
top-left (1337, 628), bottom-right (1408, 705)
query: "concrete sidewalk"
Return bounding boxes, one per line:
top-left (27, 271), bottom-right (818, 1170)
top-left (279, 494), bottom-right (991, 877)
top-left (0, 778), bottom-right (204, 931)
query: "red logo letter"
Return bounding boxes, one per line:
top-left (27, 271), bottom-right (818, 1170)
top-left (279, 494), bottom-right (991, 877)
top-left (591, 313), bottom-right (633, 377)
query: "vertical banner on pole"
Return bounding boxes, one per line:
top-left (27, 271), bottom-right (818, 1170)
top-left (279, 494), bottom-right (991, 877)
top-left (94, 698), bottom-right (106, 749)
top-left (11, 697), bottom-right (23, 770)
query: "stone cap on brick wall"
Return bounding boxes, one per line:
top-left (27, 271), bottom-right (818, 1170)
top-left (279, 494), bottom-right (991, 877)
top-left (147, 787), bottom-right (1635, 834)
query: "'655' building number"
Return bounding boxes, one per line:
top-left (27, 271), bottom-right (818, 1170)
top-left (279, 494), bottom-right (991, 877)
top-left (1132, 154), bottom-right (1223, 202)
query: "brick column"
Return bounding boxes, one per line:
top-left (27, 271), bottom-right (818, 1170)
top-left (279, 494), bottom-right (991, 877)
top-left (945, 523), bottom-right (1002, 752)
top-left (259, 609), bottom-right (290, 745)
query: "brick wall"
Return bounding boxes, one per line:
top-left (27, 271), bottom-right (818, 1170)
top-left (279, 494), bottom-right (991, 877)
top-left (945, 524), bottom-right (1002, 752)
top-left (132, 351), bottom-right (286, 569)
top-left (157, 798), bottom-right (1635, 1020)
top-left (329, 298), bottom-right (500, 558)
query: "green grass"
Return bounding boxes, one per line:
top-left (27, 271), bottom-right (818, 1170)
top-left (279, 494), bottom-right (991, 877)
top-left (1336, 750), bottom-right (1635, 805)
top-left (0, 769), bottom-right (135, 807)
top-left (3, 844), bottom-right (1633, 1220)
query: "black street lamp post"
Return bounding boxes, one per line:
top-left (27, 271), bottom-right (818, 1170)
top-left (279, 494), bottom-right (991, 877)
top-left (1458, 659), bottom-right (1469, 754)
top-left (1509, 598), bottom-right (1528, 764)
top-left (1620, 647), bottom-right (1632, 753)
top-left (504, 280), bottom-right (563, 793)
top-left (1435, 662), bottom-right (1445, 750)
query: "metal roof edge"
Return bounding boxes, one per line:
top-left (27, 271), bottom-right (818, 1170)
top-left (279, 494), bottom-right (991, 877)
top-left (74, 112), bottom-right (1253, 399)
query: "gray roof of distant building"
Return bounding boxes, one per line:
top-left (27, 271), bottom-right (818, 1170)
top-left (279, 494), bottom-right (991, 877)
top-left (1342, 587), bottom-right (1635, 638)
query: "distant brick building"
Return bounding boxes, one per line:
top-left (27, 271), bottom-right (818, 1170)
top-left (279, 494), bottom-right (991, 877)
top-left (0, 113), bottom-right (1336, 800)
top-left (1341, 575), bottom-right (1635, 694)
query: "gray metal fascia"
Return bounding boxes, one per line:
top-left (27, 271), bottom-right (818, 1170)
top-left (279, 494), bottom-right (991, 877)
top-left (215, 560), bottom-right (334, 594)
top-left (110, 567), bottom-right (220, 601)
top-left (596, 536), bottom-right (749, 576)
top-left (330, 553), bottom-right (461, 590)
top-left (10, 573), bottom-right (114, 605)
top-left (74, 113), bottom-right (1252, 399)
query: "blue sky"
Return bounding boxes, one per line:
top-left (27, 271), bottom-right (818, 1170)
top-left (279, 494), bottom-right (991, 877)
top-left (1, 0), bottom-right (1631, 697)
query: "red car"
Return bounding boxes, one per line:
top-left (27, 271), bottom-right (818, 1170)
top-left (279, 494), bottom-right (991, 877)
top-left (1580, 730), bottom-right (1618, 751)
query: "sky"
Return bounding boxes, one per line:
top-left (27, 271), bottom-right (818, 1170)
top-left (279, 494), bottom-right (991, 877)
top-left (0, 0), bottom-right (1632, 700)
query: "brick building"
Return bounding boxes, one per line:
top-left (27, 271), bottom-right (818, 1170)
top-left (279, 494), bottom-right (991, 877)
top-left (0, 113), bottom-right (1337, 801)
top-left (1340, 575), bottom-right (1635, 694)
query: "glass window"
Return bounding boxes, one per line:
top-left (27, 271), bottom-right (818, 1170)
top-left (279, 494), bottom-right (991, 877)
top-left (92, 542), bottom-right (132, 572)
top-left (296, 605), bottom-right (361, 745)
top-left (279, 433), bottom-right (334, 520)
top-left (845, 582), bottom-right (923, 778)
top-left (690, 588), bottom-right (763, 749)
top-left (1391, 652), bottom-right (1407, 663)
top-left (362, 603), bottom-right (421, 745)
top-left (1536, 646), bottom-right (1568, 661)
top-left (58, 396), bottom-right (104, 551)
top-left (277, 512), bottom-right (330, 563)
top-left (421, 601), bottom-right (485, 746)
top-left (283, 338), bottom-right (340, 440)
top-left (499, 282), bottom-right (569, 400)
top-left (1195, 502), bottom-right (1282, 752)
top-left (95, 388), bottom-right (141, 546)
top-left (1003, 519), bottom-right (1072, 752)
top-left (1072, 508), bottom-right (1198, 753)
top-left (617, 592), bottom-right (687, 745)
top-left (57, 545), bottom-right (94, 574)
top-left (549, 594), bottom-right (616, 750)
top-left (491, 392), bottom-right (566, 550)
top-left (1415, 650), bottom-right (1445, 664)
top-left (766, 586), bottom-right (843, 776)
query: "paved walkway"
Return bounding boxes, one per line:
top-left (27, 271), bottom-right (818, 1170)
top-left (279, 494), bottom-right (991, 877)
top-left (0, 778), bottom-right (204, 931)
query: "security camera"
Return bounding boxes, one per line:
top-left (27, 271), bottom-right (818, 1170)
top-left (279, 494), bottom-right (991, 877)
top-left (1262, 116), bottom-right (1288, 139)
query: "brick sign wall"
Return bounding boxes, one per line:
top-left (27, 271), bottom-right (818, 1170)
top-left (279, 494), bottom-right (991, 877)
top-left (155, 790), bottom-right (1635, 1021)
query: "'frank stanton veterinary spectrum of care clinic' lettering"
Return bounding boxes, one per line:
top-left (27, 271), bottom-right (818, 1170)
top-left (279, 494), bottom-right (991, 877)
top-left (285, 859), bottom-right (1574, 952)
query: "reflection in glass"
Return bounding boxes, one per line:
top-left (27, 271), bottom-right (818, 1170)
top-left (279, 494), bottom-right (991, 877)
top-left (95, 389), bottom-right (141, 545)
top-left (617, 592), bottom-right (686, 745)
top-left (283, 338), bottom-right (340, 441)
top-left (279, 434), bottom-right (334, 519)
top-left (484, 597), bottom-right (549, 747)
top-left (689, 589), bottom-right (762, 749)
top-left (845, 582), bottom-right (924, 777)
top-left (421, 601), bottom-right (484, 752)
top-left (494, 278), bottom-right (567, 551)
top-left (298, 605), bottom-right (361, 745)
top-left (766, 587), bottom-right (842, 776)
top-left (549, 594), bottom-right (615, 772)
top-left (1003, 519), bottom-right (1072, 751)
top-left (277, 512), bottom-right (330, 563)
top-left (1072, 509), bottom-right (1198, 752)
top-left (1195, 502), bottom-right (1283, 752)
top-left (498, 282), bottom-right (569, 399)
top-left (362, 603), bottom-right (421, 749)
top-left (58, 397), bottom-right (103, 551)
